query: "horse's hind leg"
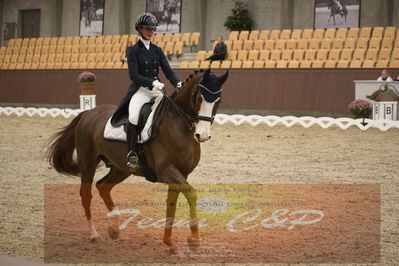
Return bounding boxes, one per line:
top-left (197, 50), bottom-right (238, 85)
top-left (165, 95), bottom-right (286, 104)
top-left (77, 147), bottom-right (101, 241)
top-left (96, 167), bottom-right (130, 239)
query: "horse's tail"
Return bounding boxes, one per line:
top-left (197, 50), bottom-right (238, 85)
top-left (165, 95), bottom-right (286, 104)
top-left (46, 111), bottom-right (86, 176)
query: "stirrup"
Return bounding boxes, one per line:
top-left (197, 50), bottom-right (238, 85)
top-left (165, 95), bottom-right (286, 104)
top-left (127, 151), bottom-right (139, 170)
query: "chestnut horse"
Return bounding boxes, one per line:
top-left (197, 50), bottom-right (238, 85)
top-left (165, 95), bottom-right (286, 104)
top-left (47, 68), bottom-right (228, 254)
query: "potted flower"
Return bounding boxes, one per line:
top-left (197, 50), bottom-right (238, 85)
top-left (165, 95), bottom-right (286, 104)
top-left (348, 99), bottom-right (372, 120)
top-left (77, 71), bottom-right (96, 95)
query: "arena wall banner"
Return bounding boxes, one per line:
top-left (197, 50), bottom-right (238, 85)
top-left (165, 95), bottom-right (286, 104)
top-left (146, 0), bottom-right (181, 33)
top-left (44, 184), bottom-right (380, 264)
top-left (79, 0), bottom-right (104, 36)
top-left (314, 0), bottom-right (360, 28)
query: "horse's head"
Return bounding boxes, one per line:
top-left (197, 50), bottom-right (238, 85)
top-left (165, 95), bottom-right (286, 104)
top-left (190, 68), bottom-right (229, 143)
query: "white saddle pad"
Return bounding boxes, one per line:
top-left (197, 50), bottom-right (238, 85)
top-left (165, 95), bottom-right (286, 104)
top-left (103, 96), bottom-right (163, 144)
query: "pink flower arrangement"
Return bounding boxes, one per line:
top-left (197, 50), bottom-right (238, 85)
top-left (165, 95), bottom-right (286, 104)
top-left (77, 71), bottom-right (96, 83)
top-left (348, 99), bottom-right (372, 116)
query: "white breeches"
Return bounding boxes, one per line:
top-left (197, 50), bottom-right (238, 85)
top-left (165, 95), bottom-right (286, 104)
top-left (128, 86), bottom-right (162, 125)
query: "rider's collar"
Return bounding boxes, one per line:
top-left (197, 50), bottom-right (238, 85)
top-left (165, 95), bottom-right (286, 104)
top-left (139, 37), bottom-right (151, 50)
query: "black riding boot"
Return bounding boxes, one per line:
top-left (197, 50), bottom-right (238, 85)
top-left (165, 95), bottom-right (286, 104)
top-left (126, 123), bottom-right (139, 170)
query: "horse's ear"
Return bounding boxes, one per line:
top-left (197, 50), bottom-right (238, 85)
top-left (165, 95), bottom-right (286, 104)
top-left (203, 68), bottom-right (211, 80)
top-left (218, 70), bottom-right (229, 85)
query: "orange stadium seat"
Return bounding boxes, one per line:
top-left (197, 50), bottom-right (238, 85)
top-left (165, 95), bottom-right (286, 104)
top-left (302, 29), bottom-right (313, 40)
top-left (210, 60), bottom-right (221, 68)
top-left (190, 32), bottom-right (200, 46)
top-left (228, 50), bottom-right (238, 60)
top-left (275, 39), bottom-right (286, 50)
top-left (181, 33), bottom-right (191, 45)
top-left (196, 50), bottom-right (206, 61)
top-left (253, 60), bottom-right (264, 68)
top-left (336, 60), bottom-right (350, 68)
top-left (259, 30), bottom-right (269, 40)
top-left (276, 60), bottom-right (288, 68)
top-left (390, 59), bottom-right (399, 68)
top-left (359, 27), bottom-right (372, 39)
top-left (293, 49), bottom-right (305, 61)
top-left (228, 31), bottom-right (239, 41)
top-left (328, 49), bottom-right (341, 61)
top-left (378, 49), bottom-right (391, 60)
top-left (243, 40), bottom-right (254, 50)
top-left (288, 60), bottom-right (300, 68)
top-left (304, 50), bottom-right (316, 61)
top-left (248, 50), bottom-right (259, 61)
top-left (316, 49), bottom-right (328, 61)
top-left (253, 40), bottom-right (264, 50)
top-left (163, 33), bottom-right (172, 43)
top-left (371, 27), bottom-right (384, 39)
top-left (300, 60), bottom-right (311, 68)
top-left (349, 60), bottom-right (362, 68)
top-left (297, 39), bottom-right (308, 50)
top-left (320, 39), bottom-right (332, 50)
top-left (353, 49), bottom-right (366, 61)
top-left (384, 27), bottom-right (396, 39)
top-left (249, 30), bottom-right (259, 40)
top-left (259, 50), bottom-right (270, 60)
top-left (231, 60), bottom-right (242, 68)
top-left (270, 50), bottom-right (282, 61)
top-left (340, 49), bottom-right (353, 60)
top-left (324, 28), bottom-right (336, 39)
top-left (369, 38), bottom-right (381, 50)
top-left (308, 39), bottom-right (320, 50)
top-left (332, 39), bottom-right (344, 50)
top-left (336, 28), bottom-right (348, 39)
top-left (239, 31), bottom-right (249, 40)
top-left (362, 60), bottom-right (376, 68)
top-left (375, 60), bottom-right (389, 68)
top-left (179, 60), bottom-right (189, 68)
top-left (324, 60), bottom-right (337, 68)
top-left (312, 60), bottom-right (325, 68)
top-left (291, 29), bottom-right (302, 40)
top-left (237, 50), bottom-right (248, 60)
top-left (280, 29), bottom-right (291, 40)
top-left (220, 60), bottom-right (232, 68)
top-left (242, 60), bottom-right (253, 68)
top-left (232, 40), bottom-right (243, 50)
top-left (281, 50), bottom-right (293, 61)
top-left (188, 60), bottom-right (199, 69)
top-left (264, 40), bottom-right (275, 50)
top-left (344, 38), bottom-right (356, 50)
top-left (381, 38), bottom-right (393, 50)
top-left (264, 60), bottom-right (276, 68)
top-left (313, 28), bottom-right (324, 39)
top-left (286, 39), bottom-right (297, 50)
top-left (172, 33), bottom-right (181, 43)
top-left (365, 49), bottom-right (378, 61)
top-left (347, 28), bottom-right (359, 39)
top-left (269, 30), bottom-right (280, 40)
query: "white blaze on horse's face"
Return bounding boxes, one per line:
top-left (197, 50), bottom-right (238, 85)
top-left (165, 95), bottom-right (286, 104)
top-left (194, 95), bottom-right (219, 143)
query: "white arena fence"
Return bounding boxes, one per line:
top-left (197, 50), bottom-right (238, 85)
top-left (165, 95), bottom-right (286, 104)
top-left (1, 106), bottom-right (399, 131)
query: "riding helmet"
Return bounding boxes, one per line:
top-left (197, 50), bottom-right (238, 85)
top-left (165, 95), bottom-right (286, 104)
top-left (135, 13), bottom-right (158, 31)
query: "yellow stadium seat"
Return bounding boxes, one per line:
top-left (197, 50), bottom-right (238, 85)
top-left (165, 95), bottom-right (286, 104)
top-left (64, 37), bottom-right (73, 47)
top-left (347, 28), bottom-right (359, 39)
top-left (57, 37), bottom-right (65, 47)
top-left (42, 38), bottom-right (51, 47)
top-left (0, 47), bottom-right (6, 57)
top-left (231, 60), bottom-right (242, 68)
top-left (220, 60), bottom-right (232, 68)
top-left (110, 35), bottom-right (120, 44)
top-left (63, 54), bottom-right (71, 63)
top-left (381, 38), bottom-right (393, 50)
top-left (103, 44), bottom-right (112, 53)
top-left (353, 49), bottom-right (366, 61)
top-left (72, 36), bottom-right (80, 46)
top-left (188, 60), bottom-right (200, 69)
top-left (270, 50), bottom-right (282, 61)
top-left (102, 61), bottom-right (114, 69)
top-left (316, 49), bottom-right (328, 61)
top-left (95, 45), bottom-right (104, 54)
top-left (395, 38), bottom-right (399, 49)
top-left (259, 50), bottom-right (270, 60)
top-left (5, 47), bottom-right (13, 56)
top-left (128, 35), bottom-right (137, 44)
top-left (174, 42), bottom-right (183, 55)
top-left (281, 50), bottom-right (293, 61)
top-left (300, 60), bottom-right (311, 68)
top-left (8, 39), bottom-right (16, 47)
top-left (365, 49), bottom-right (378, 61)
top-left (196, 50), bottom-right (207, 61)
top-left (172, 33), bottom-right (181, 43)
top-left (12, 47), bottom-right (20, 55)
top-left (269, 30), bottom-right (280, 40)
top-left (209, 60), bottom-right (220, 68)
top-left (228, 50), bottom-right (238, 60)
top-left (359, 27), bottom-right (372, 39)
top-left (56, 46), bottom-right (64, 54)
top-left (312, 60), bottom-right (325, 68)
top-left (286, 39), bottom-right (297, 50)
top-left (181, 33), bottom-right (191, 45)
top-left (328, 49), bottom-right (341, 61)
top-left (237, 50), bottom-right (248, 60)
top-left (71, 46), bottom-right (79, 54)
top-left (297, 39), bottom-right (308, 50)
top-left (179, 60), bottom-right (189, 68)
top-left (49, 37), bottom-right (58, 47)
top-left (264, 61), bottom-right (276, 68)
top-left (275, 39), bottom-right (286, 50)
top-left (349, 60), bottom-right (362, 68)
top-left (291, 29), bottom-right (302, 40)
top-left (164, 42), bottom-right (174, 55)
top-left (190, 32), bottom-right (200, 46)
top-left (64, 46), bottom-right (72, 54)
top-left (340, 49), bottom-right (353, 60)
top-left (19, 47), bottom-right (28, 57)
top-left (21, 39), bottom-right (29, 48)
top-left (336, 28), bottom-right (348, 39)
top-left (264, 40), bottom-right (276, 50)
top-left (199, 60), bottom-right (210, 69)
top-left (248, 50), bottom-right (259, 61)
top-left (325, 28), bottom-right (336, 39)
top-left (313, 28), bottom-right (324, 39)
top-left (371, 27), bottom-right (384, 39)
top-left (362, 60), bottom-right (375, 68)
top-left (392, 49), bottom-right (399, 60)
top-left (324, 60), bottom-right (337, 68)
top-left (288, 60), bottom-right (300, 68)
top-left (112, 61), bottom-right (123, 69)
top-left (356, 38), bottom-right (368, 49)
top-left (384, 27), bottom-right (396, 39)
top-left (336, 60), bottom-right (350, 68)
top-left (243, 40), bottom-right (254, 50)
top-left (276, 60), bottom-right (288, 68)
top-left (249, 30), bottom-right (259, 40)
top-left (238, 31), bottom-right (249, 40)
top-left (232, 40), bottom-right (243, 50)
top-left (253, 60), bottom-right (264, 68)
top-left (153, 34), bottom-right (163, 43)
top-left (320, 39), bottom-right (332, 50)
top-left (304, 50), bottom-right (316, 61)
top-left (308, 39), bottom-right (320, 50)
top-left (259, 30), bottom-right (269, 40)
top-left (48, 46), bottom-right (57, 55)
top-left (87, 44), bottom-right (97, 53)
top-left (375, 60), bottom-right (389, 68)
top-left (344, 38), bottom-right (357, 50)
top-left (224, 40), bottom-right (232, 51)
top-left (293, 49), bottom-right (305, 61)
top-left (369, 38), bottom-right (381, 50)
top-left (242, 60), bottom-right (254, 68)
top-left (390, 59), bottom-right (399, 68)
top-left (103, 35), bottom-right (112, 45)
top-left (378, 49), bottom-right (391, 60)
top-left (332, 39), bottom-right (344, 50)
top-left (229, 31), bottom-right (239, 41)
top-left (253, 40), bottom-right (264, 50)
top-left (280, 29), bottom-right (291, 40)
top-left (302, 29), bottom-right (313, 40)
top-left (79, 45), bottom-right (87, 54)
top-left (86, 53), bottom-right (96, 63)
top-left (163, 33), bottom-right (173, 43)
top-left (33, 46), bottom-right (41, 55)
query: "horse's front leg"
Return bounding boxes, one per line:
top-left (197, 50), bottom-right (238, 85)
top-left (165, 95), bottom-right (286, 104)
top-left (181, 185), bottom-right (200, 247)
top-left (163, 184), bottom-right (180, 254)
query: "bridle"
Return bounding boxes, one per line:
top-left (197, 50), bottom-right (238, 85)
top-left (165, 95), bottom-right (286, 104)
top-left (158, 81), bottom-right (221, 129)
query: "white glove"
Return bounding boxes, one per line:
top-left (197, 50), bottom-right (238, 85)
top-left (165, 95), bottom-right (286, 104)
top-left (152, 80), bottom-right (165, 91)
top-left (176, 81), bottom-right (183, 89)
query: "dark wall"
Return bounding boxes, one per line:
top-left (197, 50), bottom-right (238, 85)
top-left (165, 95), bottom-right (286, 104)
top-left (0, 68), bottom-right (397, 114)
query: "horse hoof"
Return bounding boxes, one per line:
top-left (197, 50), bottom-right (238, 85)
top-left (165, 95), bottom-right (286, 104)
top-left (90, 235), bottom-right (102, 243)
top-left (108, 226), bottom-right (120, 239)
top-left (168, 247), bottom-right (179, 255)
top-left (187, 236), bottom-right (201, 248)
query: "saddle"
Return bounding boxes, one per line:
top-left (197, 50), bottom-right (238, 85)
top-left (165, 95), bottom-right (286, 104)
top-left (103, 96), bottom-right (166, 183)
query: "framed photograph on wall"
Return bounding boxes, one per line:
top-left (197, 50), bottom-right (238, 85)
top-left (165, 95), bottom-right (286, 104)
top-left (146, 0), bottom-right (181, 33)
top-left (314, 0), bottom-right (360, 29)
top-left (80, 0), bottom-right (104, 36)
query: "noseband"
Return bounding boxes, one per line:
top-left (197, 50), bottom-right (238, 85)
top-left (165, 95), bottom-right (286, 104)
top-left (160, 82), bottom-right (221, 129)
